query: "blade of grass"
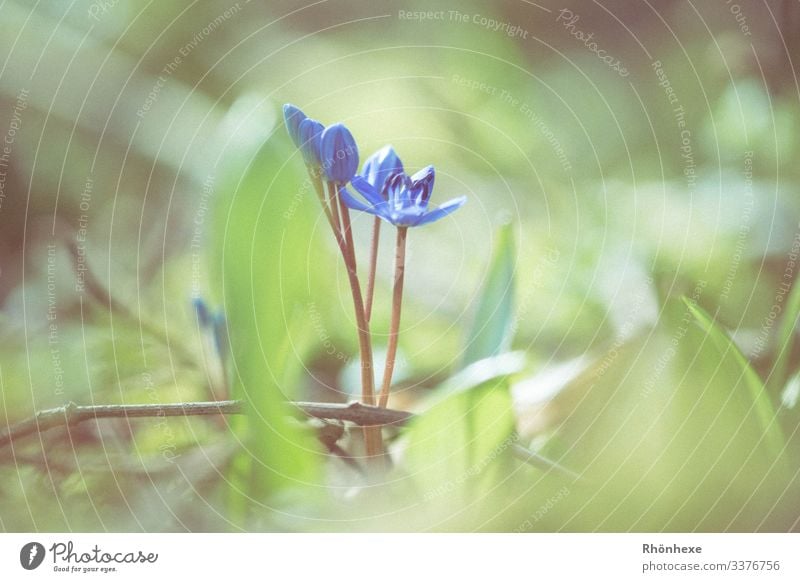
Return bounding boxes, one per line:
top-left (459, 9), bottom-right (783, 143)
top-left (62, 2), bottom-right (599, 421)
top-left (683, 297), bottom-right (785, 460)
top-left (462, 224), bottom-right (515, 366)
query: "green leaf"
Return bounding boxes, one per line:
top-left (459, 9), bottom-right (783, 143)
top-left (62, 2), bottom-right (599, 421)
top-left (406, 354), bottom-right (521, 504)
top-left (770, 281), bottom-right (800, 393)
top-left (462, 224), bottom-right (515, 365)
top-left (538, 296), bottom-right (790, 531)
top-left (683, 297), bottom-right (784, 460)
top-left (429, 350), bottom-right (526, 406)
top-left (213, 106), bottom-right (325, 516)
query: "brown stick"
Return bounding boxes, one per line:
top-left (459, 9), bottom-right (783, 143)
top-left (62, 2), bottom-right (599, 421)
top-left (0, 400), bottom-right (577, 479)
top-left (0, 400), bottom-right (411, 448)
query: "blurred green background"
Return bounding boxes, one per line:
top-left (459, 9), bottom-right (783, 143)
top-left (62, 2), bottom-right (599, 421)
top-left (0, 0), bottom-right (798, 531)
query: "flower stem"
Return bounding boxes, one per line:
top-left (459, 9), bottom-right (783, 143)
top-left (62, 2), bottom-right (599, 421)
top-left (378, 226), bottom-right (408, 408)
top-left (330, 182), bottom-right (383, 460)
top-left (310, 171), bottom-right (335, 230)
top-left (364, 217), bottom-right (381, 322)
top-left (327, 179), bottom-right (342, 237)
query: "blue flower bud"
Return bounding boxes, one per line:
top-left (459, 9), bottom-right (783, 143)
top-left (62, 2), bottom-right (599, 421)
top-left (212, 311), bottom-right (228, 360)
top-left (192, 297), bottom-right (211, 328)
top-left (362, 145), bottom-right (404, 195)
top-left (320, 123), bottom-right (359, 184)
top-left (298, 118), bottom-right (324, 166)
top-left (282, 103), bottom-right (307, 148)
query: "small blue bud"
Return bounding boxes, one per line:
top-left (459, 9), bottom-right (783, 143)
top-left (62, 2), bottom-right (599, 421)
top-left (320, 123), bottom-right (359, 184)
top-left (298, 118), bottom-right (324, 166)
top-left (192, 297), bottom-right (211, 328)
top-left (283, 103), bottom-right (307, 148)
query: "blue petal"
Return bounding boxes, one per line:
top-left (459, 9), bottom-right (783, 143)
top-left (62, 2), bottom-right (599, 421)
top-left (351, 175), bottom-right (386, 207)
top-left (410, 165), bottom-right (435, 205)
top-left (415, 196), bottom-right (466, 226)
top-left (339, 188), bottom-right (370, 212)
top-left (320, 123), bottom-right (359, 183)
top-left (283, 104), bottom-right (306, 148)
top-left (383, 171), bottom-right (406, 208)
top-left (410, 165), bottom-right (435, 184)
top-left (395, 174), bottom-right (416, 209)
top-left (362, 145), bottom-right (403, 193)
top-left (391, 206), bottom-right (426, 226)
top-left (298, 118), bottom-right (323, 165)
top-left (341, 188), bottom-right (389, 221)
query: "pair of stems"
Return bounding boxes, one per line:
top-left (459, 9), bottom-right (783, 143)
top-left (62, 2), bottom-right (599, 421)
top-left (369, 221), bottom-right (407, 409)
top-left (311, 174), bottom-right (382, 458)
top-left (310, 172), bottom-right (408, 462)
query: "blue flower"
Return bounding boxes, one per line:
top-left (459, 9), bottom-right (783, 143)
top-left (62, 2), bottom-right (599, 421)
top-left (283, 104), bottom-right (307, 148)
top-left (342, 165), bottom-right (466, 227)
top-left (192, 297), bottom-right (211, 327)
top-left (320, 123), bottom-right (359, 184)
top-left (212, 311), bottom-right (229, 360)
top-left (361, 145), bottom-right (403, 194)
top-left (298, 118), bottom-right (324, 166)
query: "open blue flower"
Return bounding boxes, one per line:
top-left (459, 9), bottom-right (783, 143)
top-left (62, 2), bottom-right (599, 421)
top-left (342, 165), bottom-right (466, 227)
